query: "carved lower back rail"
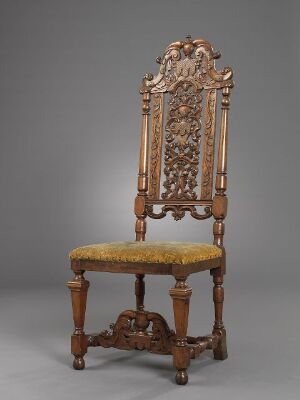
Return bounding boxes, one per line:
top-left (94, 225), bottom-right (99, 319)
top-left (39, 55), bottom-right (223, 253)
top-left (85, 309), bottom-right (223, 360)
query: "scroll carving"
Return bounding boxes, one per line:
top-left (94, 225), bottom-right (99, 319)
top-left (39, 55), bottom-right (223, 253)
top-left (201, 89), bottom-right (217, 199)
top-left (86, 308), bottom-right (224, 359)
top-left (161, 81), bottom-right (202, 201)
top-left (146, 204), bottom-right (212, 221)
top-left (142, 36), bottom-right (233, 94)
top-left (88, 310), bottom-right (176, 355)
top-left (149, 93), bottom-right (164, 199)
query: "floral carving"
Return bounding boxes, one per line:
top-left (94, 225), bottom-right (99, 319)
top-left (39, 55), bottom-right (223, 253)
top-left (161, 81), bottom-right (202, 201)
top-left (201, 89), bottom-right (217, 199)
top-left (149, 93), bottom-right (164, 199)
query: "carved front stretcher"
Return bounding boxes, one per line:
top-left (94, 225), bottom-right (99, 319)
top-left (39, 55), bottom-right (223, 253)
top-left (84, 309), bottom-right (223, 358)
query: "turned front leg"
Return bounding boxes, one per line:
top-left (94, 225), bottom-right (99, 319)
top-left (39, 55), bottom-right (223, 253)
top-left (169, 277), bottom-right (192, 385)
top-left (212, 268), bottom-right (228, 360)
top-left (67, 270), bottom-right (90, 370)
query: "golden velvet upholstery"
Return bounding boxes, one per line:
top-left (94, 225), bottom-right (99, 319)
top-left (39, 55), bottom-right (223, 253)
top-left (70, 241), bottom-right (222, 265)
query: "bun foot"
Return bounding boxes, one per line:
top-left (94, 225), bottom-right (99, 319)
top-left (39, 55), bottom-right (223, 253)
top-left (73, 356), bottom-right (85, 370)
top-left (214, 349), bottom-right (228, 360)
top-left (175, 369), bottom-right (188, 385)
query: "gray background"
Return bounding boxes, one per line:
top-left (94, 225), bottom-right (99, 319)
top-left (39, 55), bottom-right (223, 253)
top-left (0, 0), bottom-right (299, 399)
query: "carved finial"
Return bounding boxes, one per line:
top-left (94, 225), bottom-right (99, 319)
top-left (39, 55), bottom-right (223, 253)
top-left (144, 73), bottom-right (153, 81)
top-left (140, 73), bottom-right (153, 94)
top-left (213, 51), bottom-right (221, 59)
top-left (183, 35), bottom-right (194, 57)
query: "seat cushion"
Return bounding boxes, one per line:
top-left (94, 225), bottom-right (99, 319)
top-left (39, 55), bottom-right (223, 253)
top-left (69, 241), bottom-right (222, 265)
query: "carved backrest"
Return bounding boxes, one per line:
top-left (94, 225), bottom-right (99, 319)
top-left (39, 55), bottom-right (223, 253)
top-left (135, 36), bottom-right (234, 242)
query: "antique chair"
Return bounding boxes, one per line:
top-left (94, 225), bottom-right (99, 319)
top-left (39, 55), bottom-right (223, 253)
top-left (67, 35), bottom-right (234, 385)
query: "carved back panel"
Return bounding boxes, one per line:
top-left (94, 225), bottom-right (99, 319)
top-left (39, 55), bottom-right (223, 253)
top-left (135, 36), bottom-right (233, 224)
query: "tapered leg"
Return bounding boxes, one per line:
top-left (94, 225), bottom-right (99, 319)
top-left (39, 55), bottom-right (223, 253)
top-left (67, 270), bottom-right (90, 369)
top-left (212, 268), bottom-right (228, 360)
top-left (169, 277), bottom-right (192, 385)
top-left (135, 274), bottom-right (145, 311)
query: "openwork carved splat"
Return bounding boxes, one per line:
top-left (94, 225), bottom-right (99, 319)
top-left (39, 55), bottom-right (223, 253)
top-left (162, 81), bottom-right (202, 201)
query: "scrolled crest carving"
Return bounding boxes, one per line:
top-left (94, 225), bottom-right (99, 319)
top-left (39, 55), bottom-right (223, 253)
top-left (141, 35), bottom-right (233, 93)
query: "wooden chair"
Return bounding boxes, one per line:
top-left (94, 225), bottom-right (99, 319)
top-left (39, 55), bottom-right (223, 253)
top-left (67, 35), bottom-right (234, 385)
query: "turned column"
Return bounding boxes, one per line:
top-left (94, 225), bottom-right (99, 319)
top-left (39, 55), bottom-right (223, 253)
top-left (67, 270), bottom-right (90, 369)
top-left (169, 277), bottom-right (192, 385)
top-left (211, 86), bottom-right (231, 360)
top-left (134, 84), bottom-right (151, 311)
top-left (212, 269), bottom-right (228, 359)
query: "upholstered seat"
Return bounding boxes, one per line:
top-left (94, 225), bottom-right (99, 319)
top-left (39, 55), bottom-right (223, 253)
top-left (70, 241), bottom-right (222, 265)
